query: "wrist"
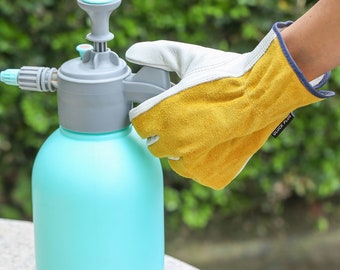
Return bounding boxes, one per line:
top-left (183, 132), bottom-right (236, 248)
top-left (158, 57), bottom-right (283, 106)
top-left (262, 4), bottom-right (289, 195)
top-left (281, 25), bottom-right (317, 81)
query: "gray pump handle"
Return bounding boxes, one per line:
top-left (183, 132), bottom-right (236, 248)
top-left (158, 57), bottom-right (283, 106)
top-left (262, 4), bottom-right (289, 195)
top-left (77, 0), bottom-right (121, 43)
top-left (124, 66), bottom-right (172, 104)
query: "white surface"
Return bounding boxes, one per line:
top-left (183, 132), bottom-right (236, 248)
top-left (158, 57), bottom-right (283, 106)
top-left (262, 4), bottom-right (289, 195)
top-left (0, 218), bottom-right (199, 270)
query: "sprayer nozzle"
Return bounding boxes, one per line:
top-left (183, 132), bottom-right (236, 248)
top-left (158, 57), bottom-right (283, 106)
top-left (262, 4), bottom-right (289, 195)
top-left (0, 67), bottom-right (58, 92)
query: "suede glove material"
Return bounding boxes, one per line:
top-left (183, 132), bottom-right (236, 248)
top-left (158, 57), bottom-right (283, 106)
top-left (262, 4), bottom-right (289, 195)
top-left (126, 22), bottom-right (334, 190)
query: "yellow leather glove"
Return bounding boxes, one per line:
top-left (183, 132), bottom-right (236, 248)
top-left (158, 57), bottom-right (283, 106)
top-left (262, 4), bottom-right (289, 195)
top-left (126, 22), bottom-right (334, 190)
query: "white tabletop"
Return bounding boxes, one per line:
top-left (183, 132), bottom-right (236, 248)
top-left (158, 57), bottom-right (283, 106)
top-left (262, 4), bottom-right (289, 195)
top-left (0, 218), bottom-right (199, 270)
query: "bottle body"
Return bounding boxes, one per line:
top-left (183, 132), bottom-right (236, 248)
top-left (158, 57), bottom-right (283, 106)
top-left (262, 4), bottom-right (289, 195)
top-left (32, 126), bottom-right (164, 270)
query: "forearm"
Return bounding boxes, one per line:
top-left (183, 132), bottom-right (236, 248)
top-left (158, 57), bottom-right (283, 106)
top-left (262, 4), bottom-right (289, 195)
top-left (281, 0), bottom-right (340, 81)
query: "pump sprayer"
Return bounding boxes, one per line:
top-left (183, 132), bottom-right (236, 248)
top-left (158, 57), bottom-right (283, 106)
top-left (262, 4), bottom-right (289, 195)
top-left (1, 0), bottom-right (171, 269)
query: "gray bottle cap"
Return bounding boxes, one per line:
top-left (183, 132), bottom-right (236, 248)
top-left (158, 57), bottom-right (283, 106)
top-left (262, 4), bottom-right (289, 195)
top-left (58, 49), bottom-right (132, 133)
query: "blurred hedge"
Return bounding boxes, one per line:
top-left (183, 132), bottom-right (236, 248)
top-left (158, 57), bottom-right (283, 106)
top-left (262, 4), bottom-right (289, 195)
top-left (1, 0), bottom-right (340, 230)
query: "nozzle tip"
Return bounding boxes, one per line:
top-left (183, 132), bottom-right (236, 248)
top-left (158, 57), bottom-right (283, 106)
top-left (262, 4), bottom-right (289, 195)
top-left (0, 69), bottom-right (19, 86)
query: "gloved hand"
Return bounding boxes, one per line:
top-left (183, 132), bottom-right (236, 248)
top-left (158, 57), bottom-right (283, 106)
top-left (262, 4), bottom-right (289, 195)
top-left (126, 22), bottom-right (334, 190)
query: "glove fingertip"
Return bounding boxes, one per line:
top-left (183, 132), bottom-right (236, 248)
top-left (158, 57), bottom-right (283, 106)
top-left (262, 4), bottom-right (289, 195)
top-left (125, 42), bottom-right (150, 64)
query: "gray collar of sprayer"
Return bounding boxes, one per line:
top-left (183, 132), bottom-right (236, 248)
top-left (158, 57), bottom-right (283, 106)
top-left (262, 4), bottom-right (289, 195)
top-left (57, 0), bottom-right (170, 134)
top-left (58, 48), bottom-right (133, 134)
top-left (57, 49), bottom-right (171, 134)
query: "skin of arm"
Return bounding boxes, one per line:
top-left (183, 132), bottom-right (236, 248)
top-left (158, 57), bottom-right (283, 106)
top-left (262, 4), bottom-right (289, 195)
top-left (281, 0), bottom-right (340, 81)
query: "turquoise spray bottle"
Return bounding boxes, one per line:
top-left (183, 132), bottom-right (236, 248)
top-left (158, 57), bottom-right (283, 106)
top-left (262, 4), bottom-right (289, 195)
top-left (0, 0), bottom-right (171, 269)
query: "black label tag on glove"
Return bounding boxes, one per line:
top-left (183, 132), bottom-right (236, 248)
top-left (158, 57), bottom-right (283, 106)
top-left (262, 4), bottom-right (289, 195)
top-left (272, 112), bottom-right (295, 138)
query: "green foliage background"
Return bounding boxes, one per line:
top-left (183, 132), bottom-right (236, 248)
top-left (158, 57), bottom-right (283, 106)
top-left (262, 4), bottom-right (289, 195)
top-left (1, 0), bottom-right (340, 230)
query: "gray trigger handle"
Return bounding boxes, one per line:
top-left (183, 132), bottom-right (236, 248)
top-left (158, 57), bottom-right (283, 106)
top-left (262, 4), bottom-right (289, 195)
top-left (124, 66), bottom-right (172, 104)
